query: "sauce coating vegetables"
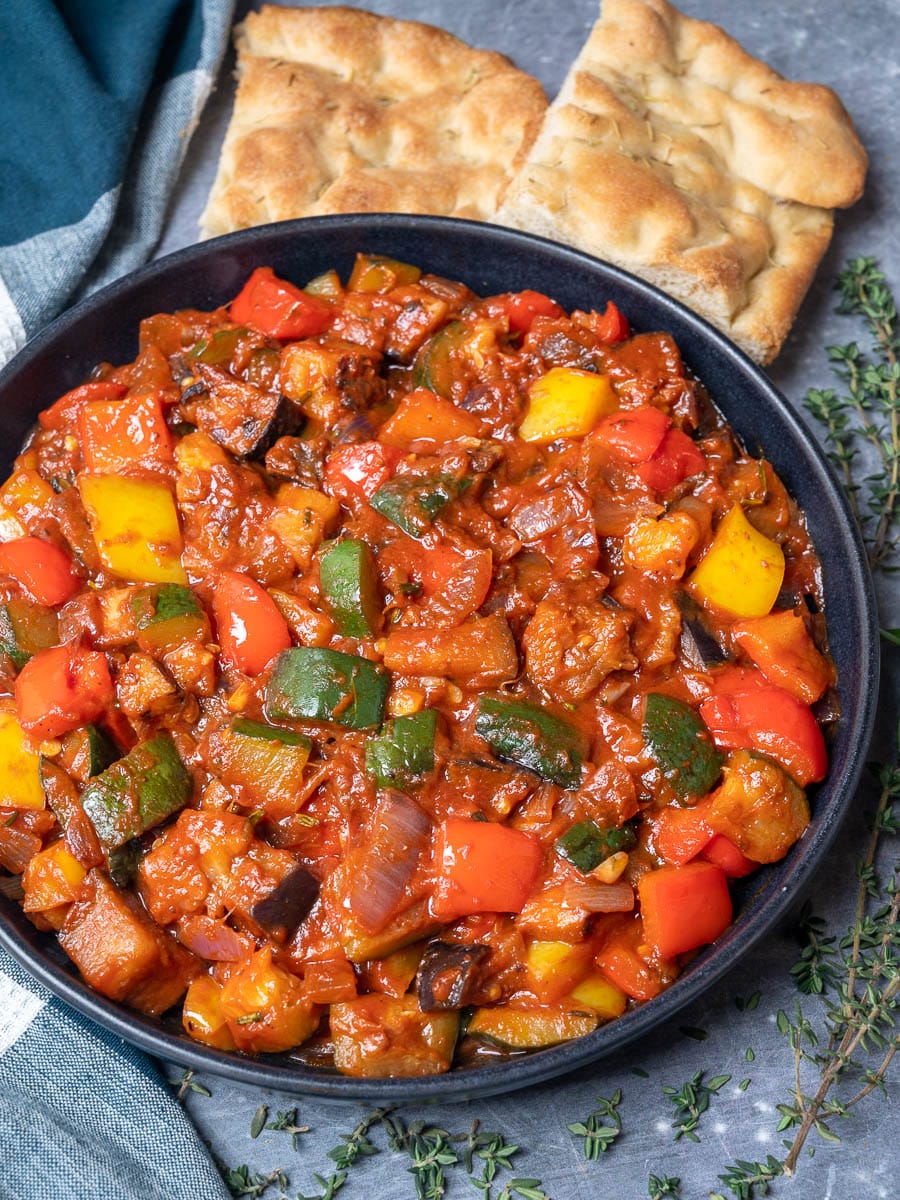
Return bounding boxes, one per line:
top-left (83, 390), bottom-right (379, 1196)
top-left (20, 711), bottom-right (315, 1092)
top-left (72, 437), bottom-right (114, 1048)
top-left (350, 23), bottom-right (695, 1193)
top-left (0, 256), bottom-right (835, 1076)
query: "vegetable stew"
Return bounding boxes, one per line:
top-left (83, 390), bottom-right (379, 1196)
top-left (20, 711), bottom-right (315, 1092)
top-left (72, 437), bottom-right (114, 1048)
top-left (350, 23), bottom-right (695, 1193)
top-left (0, 255), bottom-right (835, 1077)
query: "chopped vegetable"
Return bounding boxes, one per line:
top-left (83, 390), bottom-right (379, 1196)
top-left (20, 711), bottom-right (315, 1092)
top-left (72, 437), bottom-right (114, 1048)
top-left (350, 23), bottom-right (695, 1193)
top-left (230, 266), bottom-right (333, 339)
top-left (212, 571), bottom-right (291, 675)
top-left (266, 646), bottom-right (390, 729)
top-left (638, 862), bottom-right (732, 959)
top-left (365, 710), bottom-right (437, 789)
top-left (218, 718), bottom-right (311, 818)
top-left (467, 1006), bottom-right (598, 1049)
top-left (700, 678), bottom-right (827, 786)
top-left (504, 289), bottom-right (564, 334)
top-left (331, 994), bottom-right (458, 1077)
top-left (731, 609), bottom-right (833, 703)
top-left (706, 748), bottom-right (810, 862)
top-left (383, 614), bottom-right (517, 687)
top-left (78, 475), bottom-right (187, 584)
top-left (0, 598), bottom-right (59, 671)
top-left (519, 366), bottom-right (617, 444)
top-left (642, 693), bottom-right (723, 803)
top-left (0, 537), bottom-right (79, 607)
top-left (370, 471), bottom-right (469, 538)
top-left (379, 388), bottom-right (482, 449)
top-left (432, 817), bottom-right (542, 919)
top-left (555, 819), bottom-right (636, 873)
top-left (131, 583), bottom-right (208, 652)
top-left (475, 695), bottom-right (589, 790)
top-left (81, 734), bottom-right (192, 850)
top-left (15, 643), bottom-right (115, 741)
top-left (318, 538), bottom-right (381, 637)
top-left (78, 393), bottom-right (173, 474)
top-left (416, 940), bottom-right (489, 1011)
top-left (689, 504), bottom-right (785, 618)
top-left (0, 711), bottom-right (45, 809)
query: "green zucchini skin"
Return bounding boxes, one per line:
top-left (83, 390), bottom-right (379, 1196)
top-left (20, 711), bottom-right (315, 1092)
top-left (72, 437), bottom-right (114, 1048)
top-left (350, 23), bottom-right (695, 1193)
top-left (81, 734), bottom-right (192, 850)
top-left (230, 717), bottom-right (310, 746)
top-left (474, 696), bottom-right (588, 790)
top-left (265, 646), bottom-right (390, 730)
top-left (365, 710), bottom-right (437, 789)
top-left (642, 692), bottom-right (723, 803)
top-left (412, 320), bottom-right (466, 397)
top-left (555, 819), bottom-right (637, 873)
top-left (0, 599), bottom-right (59, 670)
top-left (369, 473), bottom-right (468, 539)
top-left (319, 538), bottom-right (381, 638)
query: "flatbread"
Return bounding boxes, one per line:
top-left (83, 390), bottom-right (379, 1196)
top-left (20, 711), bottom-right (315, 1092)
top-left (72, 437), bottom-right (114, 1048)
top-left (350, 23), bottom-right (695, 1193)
top-left (200, 5), bottom-right (548, 237)
top-left (497, 0), bottom-right (868, 362)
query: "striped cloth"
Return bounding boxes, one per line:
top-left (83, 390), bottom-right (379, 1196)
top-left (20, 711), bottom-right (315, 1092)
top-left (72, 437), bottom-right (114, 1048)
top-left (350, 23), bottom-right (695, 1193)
top-left (0, 0), bottom-right (235, 367)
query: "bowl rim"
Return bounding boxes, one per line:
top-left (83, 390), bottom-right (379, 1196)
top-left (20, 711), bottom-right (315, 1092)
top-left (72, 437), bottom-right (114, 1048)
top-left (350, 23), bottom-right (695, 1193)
top-left (0, 213), bottom-right (881, 1102)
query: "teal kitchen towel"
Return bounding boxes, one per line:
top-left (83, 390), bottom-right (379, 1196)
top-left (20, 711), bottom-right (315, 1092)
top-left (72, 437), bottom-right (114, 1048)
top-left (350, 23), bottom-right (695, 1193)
top-left (0, 0), bottom-right (234, 367)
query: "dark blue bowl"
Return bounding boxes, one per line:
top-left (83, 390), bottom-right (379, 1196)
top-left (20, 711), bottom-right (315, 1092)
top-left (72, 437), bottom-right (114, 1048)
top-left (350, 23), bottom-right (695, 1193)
top-left (0, 215), bottom-right (879, 1102)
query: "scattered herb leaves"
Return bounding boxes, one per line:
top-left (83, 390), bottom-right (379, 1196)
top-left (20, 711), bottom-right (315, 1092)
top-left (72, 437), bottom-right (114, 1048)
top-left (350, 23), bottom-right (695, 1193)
top-left (662, 1071), bottom-right (730, 1142)
top-left (567, 1088), bottom-right (623, 1159)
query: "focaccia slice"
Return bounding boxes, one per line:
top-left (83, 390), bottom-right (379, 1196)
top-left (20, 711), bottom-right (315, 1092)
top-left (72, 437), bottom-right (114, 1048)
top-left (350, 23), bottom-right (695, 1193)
top-left (200, 5), bottom-right (548, 238)
top-left (497, 0), bottom-right (867, 363)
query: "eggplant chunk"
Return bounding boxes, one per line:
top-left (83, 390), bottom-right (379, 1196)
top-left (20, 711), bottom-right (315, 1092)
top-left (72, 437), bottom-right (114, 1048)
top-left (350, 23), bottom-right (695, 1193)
top-left (250, 865), bottom-right (320, 943)
top-left (675, 591), bottom-right (729, 669)
top-left (182, 362), bottom-right (304, 459)
top-left (416, 940), bottom-right (490, 1011)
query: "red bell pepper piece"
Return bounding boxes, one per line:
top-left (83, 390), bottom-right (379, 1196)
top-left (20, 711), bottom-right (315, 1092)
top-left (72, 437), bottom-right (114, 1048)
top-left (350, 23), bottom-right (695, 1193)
top-left (212, 571), bottom-right (291, 676)
top-left (700, 834), bottom-right (757, 878)
top-left (15, 643), bottom-right (115, 740)
top-left (593, 406), bottom-right (670, 463)
top-left (651, 801), bottom-right (715, 866)
top-left (39, 381), bottom-right (128, 431)
top-left (700, 679), bottom-right (827, 787)
top-left (432, 818), bottom-right (543, 920)
top-left (0, 537), bottom-right (79, 606)
top-left (595, 916), bottom-right (669, 1001)
top-left (636, 427), bottom-right (706, 492)
top-left (731, 609), bottom-right (833, 704)
top-left (230, 267), bottom-right (334, 340)
top-left (638, 861), bottom-right (732, 958)
top-left (324, 441), bottom-right (403, 502)
top-left (593, 300), bottom-right (630, 344)
top-left (79, 394), bottom-right (174, 474)
top-left (505, 290), bottom-right (565, 334)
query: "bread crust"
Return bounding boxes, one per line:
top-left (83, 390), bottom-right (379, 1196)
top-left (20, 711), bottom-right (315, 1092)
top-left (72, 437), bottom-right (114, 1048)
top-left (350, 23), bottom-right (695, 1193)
top-left (200, 5), bottom-right (548, 237)
top-left (497, 0), bottom-right (867, 362)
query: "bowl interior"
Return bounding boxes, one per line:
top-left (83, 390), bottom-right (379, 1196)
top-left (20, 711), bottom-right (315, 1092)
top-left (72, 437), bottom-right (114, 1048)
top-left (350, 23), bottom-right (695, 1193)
top-left (0, 215), bottom-right (879, 1101)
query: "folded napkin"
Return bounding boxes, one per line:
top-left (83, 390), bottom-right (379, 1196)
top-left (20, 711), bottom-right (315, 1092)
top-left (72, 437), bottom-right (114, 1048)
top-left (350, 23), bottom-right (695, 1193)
top-left (0, 0), bottom-right (235, 369)
top-left (0, 948), bottom-right (231, 1200)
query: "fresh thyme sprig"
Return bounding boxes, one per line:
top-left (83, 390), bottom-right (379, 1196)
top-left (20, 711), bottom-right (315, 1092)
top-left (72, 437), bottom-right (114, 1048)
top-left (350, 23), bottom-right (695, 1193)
top-left (662, 1070), bottom-right (730, 1142)
top-left (223, 1164), bottom-right (289, 1199)
top-left (711, 1156), bottom-right (784, 1200)
top-left (647, 1173), bottom-right (682, 1199)
top-left (804, 256), bottom-right (900, 570)
top-left (566, 1088), bottom-right (623, 1159)
top-left (773, 256), bottom-right (900, 1178)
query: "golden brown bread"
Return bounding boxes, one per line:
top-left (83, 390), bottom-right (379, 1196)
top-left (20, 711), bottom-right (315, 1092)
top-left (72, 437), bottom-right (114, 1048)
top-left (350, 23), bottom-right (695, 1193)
top-left (496, 0), bottom-right (868, 363)
top-left (200, 5), bottom-right (548, 237)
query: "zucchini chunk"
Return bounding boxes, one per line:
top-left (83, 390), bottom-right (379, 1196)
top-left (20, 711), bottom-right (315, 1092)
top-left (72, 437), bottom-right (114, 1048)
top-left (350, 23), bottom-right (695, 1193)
top-left (475, 696), bottom-right (588, 790)
top-left (266, 646), bottom-right (390, 729)
top-left (81, 734), bottom-right (192, 850)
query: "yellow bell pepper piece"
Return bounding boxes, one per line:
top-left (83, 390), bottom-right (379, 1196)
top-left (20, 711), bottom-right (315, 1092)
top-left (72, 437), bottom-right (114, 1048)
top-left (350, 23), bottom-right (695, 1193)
top-left (519, 367), bottom-right (617, 444)
top-left (22, 840), bottom-right (87, 911)
top-left (689, 503), bottom-right (784, 618)
top-left (569, 974), bottom-right (628, 1019)
top-left (0, 711), bottom-right (45, 809)
top-left (526, 939), bottom-right (581, 980)
top-left (78, 475), bottom-right (187, 584)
